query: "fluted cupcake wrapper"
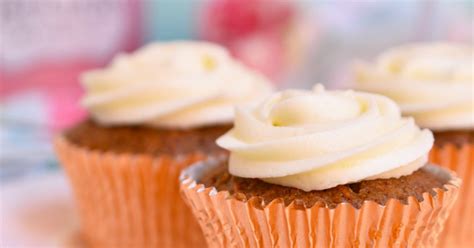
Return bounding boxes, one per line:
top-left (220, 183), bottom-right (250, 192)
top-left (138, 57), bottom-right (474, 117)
top-left (54, 135), bottom-right (207, 248)
top-left (180, 159), bottom-right (460, 248)
top-left (430, 142), bottom-right (473, 248)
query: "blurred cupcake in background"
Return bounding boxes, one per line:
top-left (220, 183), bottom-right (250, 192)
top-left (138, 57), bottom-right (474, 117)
top-left (54, 41), bottom-right (273, 247)
top-left (180, 85), bottom-right (460, 247)
top-left (354, 42), bottom-right (473, 248)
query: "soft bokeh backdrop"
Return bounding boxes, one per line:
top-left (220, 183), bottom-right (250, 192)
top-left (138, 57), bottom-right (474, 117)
top-left (0, 1), bottom-right (472, 245)
top-left (1, 0), bottom-right (472, 180)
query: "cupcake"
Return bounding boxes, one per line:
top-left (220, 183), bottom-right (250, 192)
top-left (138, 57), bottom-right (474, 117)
top-left (354, 43), bottom-right (472, 247)
top-left (54, 41), bottom-right (273, 247)
top-left (180, 85), bottom-right (460, 248)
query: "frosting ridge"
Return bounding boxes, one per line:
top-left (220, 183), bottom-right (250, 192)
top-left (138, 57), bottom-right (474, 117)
top-left (355, 42), bottom-right (473, 130)
top-left (81, 41), bottom-right (273, 128)
top-left (217, 85), bottom-right (433, 191)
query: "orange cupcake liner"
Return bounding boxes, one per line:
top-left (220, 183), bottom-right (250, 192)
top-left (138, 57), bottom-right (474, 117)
top-left (430, 142), bottom-right (473, 248)
top-left (54, 135), bottom-right (208, 248)
top-left (180, 160), bottom-right (460, 248)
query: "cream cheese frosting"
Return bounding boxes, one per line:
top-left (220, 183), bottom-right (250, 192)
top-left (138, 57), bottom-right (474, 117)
top-left (355, 42), bottom-right (473, 131)
top-left (216, 85), bottom-right (434, 191)
top-left (81, 41), bottom-right (274, 129)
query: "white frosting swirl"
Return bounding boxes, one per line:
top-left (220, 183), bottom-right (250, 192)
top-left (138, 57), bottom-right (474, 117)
top-left (81, 41), bottom-right (273, 128)
top-left (216, 85), bottom-right (433, 191)
top-left (355, 42), bottom-right (473, 131)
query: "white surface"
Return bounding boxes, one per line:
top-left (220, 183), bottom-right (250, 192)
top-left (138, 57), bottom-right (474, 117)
top-left (0, 171), bottom-right (80, 248)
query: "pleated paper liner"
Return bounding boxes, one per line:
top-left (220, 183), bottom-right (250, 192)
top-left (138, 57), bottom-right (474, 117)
top-left (54, 135), bottom-right (209, 248)
top-left (180, 159), bottom-right (460, 248)
top-left (430, 142), bottom-right (473, 248)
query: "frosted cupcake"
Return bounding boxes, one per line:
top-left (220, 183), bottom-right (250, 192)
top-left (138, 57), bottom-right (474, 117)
top-left (180, 85), bottom-right (460, 247)
top-left (354, 43), bottom-right (472, 247)
top-left (54, 41), bottom-right (273, 247)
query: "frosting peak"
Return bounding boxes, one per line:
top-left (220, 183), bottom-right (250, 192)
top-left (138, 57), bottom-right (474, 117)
top-left (269, 89), bottom-right (361, 127)
top-left (217, 85), bottom-right (433, 191)
top-left (355, 42), bottom-right (473, 131)
top-left (81, 41), bottom-right (274, 128)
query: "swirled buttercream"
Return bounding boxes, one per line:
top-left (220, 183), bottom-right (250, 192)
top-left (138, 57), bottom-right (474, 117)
top-left (81, 41), bottom-right (273, 128)
top-left (216, 85), bottom-right (434, 191)
top-left (355, 42), bottom-right (473, 131)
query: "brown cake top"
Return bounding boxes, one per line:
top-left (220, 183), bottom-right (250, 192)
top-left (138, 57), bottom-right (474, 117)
top-left (64, 119), bottom-right (230, 156)
top-left (433, 130), bottom-right (473, 147)
top-left (199, 163), bottom-right (448, 209)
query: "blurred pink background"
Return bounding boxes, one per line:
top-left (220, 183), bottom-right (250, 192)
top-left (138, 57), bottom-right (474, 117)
top-left (0, 0), bottom-right (472, 178)
top-left (0, 1), bottom-right (472, 246)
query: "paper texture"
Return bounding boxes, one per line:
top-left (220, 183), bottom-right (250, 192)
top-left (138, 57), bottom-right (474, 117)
top-left (430, 142), bottom-right (473, 248)
top-left (54, 136), bottom-right (207, 248)
top-left (181, 160), bottom-right (460, 248)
